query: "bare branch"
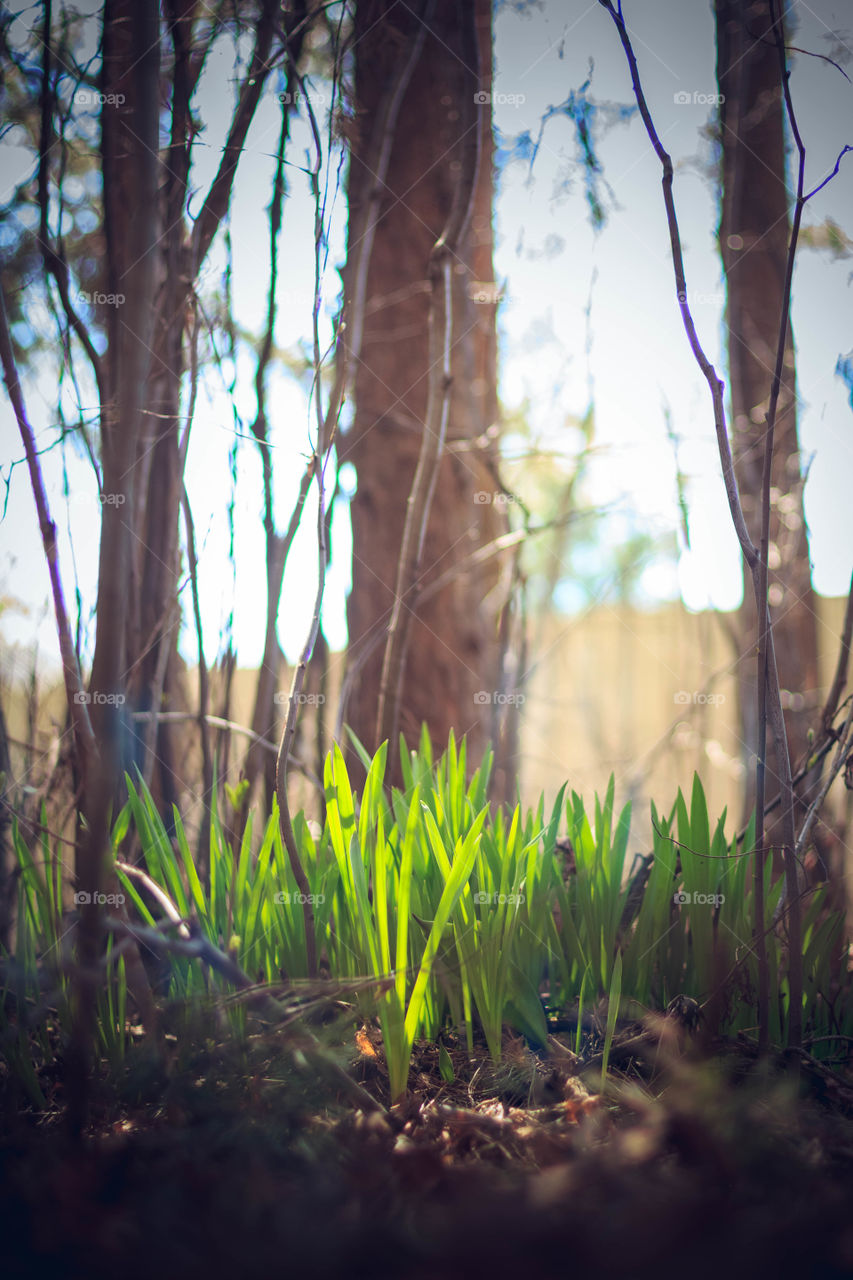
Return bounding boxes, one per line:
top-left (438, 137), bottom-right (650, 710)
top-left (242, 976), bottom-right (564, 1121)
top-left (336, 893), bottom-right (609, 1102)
top-left (0, 286), bottom-right (98, 782)
top-left (37, 0), bottom-right (107, 405)
top-left (180, 484), bottom-right (213, 873)
top-left (131, 710), bottom-right (322, 791)
top-left (821, 569), bottom-right (853, 736)
top-left (795, 697), bottom-right (853, 862)
top-left (189, 0), bottom-right (280, 276)
top-left (804, 143), bottom-right (853, 202)
top-left (116, 859), bottom-right (190, 935)
top-left (598, 0), bottom-right (810, 1048)
top-left (104, 916), bottom-right (386, 1111)
top-left (272, 7), bottom-right (428, 967)
top-left (598, 1), bottom-right (757, 569)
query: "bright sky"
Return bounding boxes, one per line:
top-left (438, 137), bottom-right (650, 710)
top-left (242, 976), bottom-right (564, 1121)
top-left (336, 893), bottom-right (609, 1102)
top-left (1, 0), bottom-right (851, 683)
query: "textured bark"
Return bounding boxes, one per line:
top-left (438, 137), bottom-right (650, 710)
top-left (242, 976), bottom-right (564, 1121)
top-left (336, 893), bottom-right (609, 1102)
top-left (716, 0), bottom-right (820, 817)
top-left (70, 0), bottom-right (161, 1136)
top-left (343, 0), bottom-right (509, 780)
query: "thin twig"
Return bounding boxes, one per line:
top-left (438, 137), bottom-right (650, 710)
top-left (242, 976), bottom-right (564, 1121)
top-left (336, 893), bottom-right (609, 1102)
top-left (598, 0), bottom-right (778, 1045)
top-left (104, 916), bottom-right (386, 1111)
top-left (130, 711), bottom-right (322, 790)
top-left (189, 0), bottom-right (280, 275)
top-left (37, 0), bottom-right (107, 405)
top-left (795, 696), bottom-right (853, 861)
top-left (243, 75), bottom-right (303, 811)
top-left (0, 287), bottom-right (98, 783)
top-left (273, 62), bottom-right (347, 977)
top-left (820, 569), bottom-right (853, 736)
top-left (115, 859), bottom-right (190, 936)
top-left (180, 484), bottom-right (213, 875)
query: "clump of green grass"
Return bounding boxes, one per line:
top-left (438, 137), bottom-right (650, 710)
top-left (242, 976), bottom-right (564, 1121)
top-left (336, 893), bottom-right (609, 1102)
top-left (2, 729), bottom-right (851, 1106)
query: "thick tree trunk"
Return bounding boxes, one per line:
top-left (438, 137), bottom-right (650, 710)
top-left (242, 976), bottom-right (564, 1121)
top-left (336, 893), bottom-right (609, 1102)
top-left (715, 0), bottom-right (820, 823)
top-left (343, 0), bottom-right (509, 781)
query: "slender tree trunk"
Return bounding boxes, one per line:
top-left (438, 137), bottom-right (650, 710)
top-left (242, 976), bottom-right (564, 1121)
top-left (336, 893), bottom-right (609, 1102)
top-left (343, 0), bottom-right (509, 782)
top-left (69, 0), bottom-right (161, 1136)
top-left (123, 0), bottom-right (283, 814)
top-left (715, 0), bottom-right (820, 825)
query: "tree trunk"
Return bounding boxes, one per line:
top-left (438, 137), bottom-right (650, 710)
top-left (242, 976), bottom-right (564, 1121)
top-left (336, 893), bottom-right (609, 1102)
top-left (69, 0), bottom-right (161, 1135)
top-left (715, 0), bottom-right (820, 824)
top-left (343, 0), bottom-right (510, 783)
top-left (123, 0), bottom-right (283, 815)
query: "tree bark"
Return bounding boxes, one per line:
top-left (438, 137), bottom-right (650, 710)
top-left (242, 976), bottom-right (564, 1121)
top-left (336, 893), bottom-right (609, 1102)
top-left (343, 0), bottom-right (509, 782)
top-left (69, 0), bottom-right (161, 1136)
top-left (715, 0), bottom-right (820, 822)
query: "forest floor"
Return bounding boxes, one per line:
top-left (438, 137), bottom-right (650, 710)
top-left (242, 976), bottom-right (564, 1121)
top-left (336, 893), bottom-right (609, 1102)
top-left (3, 1012), bottom-right (853, 1280)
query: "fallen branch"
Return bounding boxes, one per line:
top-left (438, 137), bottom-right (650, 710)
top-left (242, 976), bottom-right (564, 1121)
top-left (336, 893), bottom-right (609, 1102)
top-left (104, 916), bottom-right (386, 1112)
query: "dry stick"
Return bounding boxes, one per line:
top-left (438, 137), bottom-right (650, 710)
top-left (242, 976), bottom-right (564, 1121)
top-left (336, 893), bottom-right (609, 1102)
top-left (180, 485), bottom-right (213, 875)
top-left (733, 728), bottom-right (840, 846)
top-left (189, 0), bottom-right (280, 277)
top-left (820, 570), bottom-right (853, 738)
top-left (602, 2), bottom-right (851, 1048)
top-left (132, 710), bottom-right (322, 790)
top-left (0, 283), bottom-right (127, 1128)
top-left (129, 0), bottom-right (278, 786)
top-left (275, 457), bottom-right (326, 979)
top-left (116, 860), bottom-right (190, 937)
top-left (597, 0), bottom-right (779, 1046)
top-left (0, 290), bottom-right (98, 783)
top-left (795, 696), bottom-right (853, 863)
top-left (37, 0), bottom-right (106, 406)
top-left (273, 66), bottom-right (341, 980)
top-left (139, 597), bottom-right (180, 792)
top-left (244, 85), bottom-right (299, 812)
top-left (720, 579), bottom-right (851, 853)
top-left (103, 917), bottom-right (386, 1112)
top-left (763, 2), bottom-right (851, 1037)
top-left (376, 3), bottom-right (482, 751)
top-left (273, 25), bottom-right (431, 971)
top-left (747, 0), bottom-right (805, 1049)
top-left (135, 0), bottom-right (276, 791)
top-left (335, 519), bottom-right (576, 740)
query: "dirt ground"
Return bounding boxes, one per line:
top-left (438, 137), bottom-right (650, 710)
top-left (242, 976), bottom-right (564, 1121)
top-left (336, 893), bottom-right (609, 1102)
top-left (3, 1014), bottom-right (853, 1280)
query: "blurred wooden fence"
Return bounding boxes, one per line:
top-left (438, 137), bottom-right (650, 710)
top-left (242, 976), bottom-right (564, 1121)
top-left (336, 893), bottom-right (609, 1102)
top-left (3, 595), bottom-right (849, 853)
